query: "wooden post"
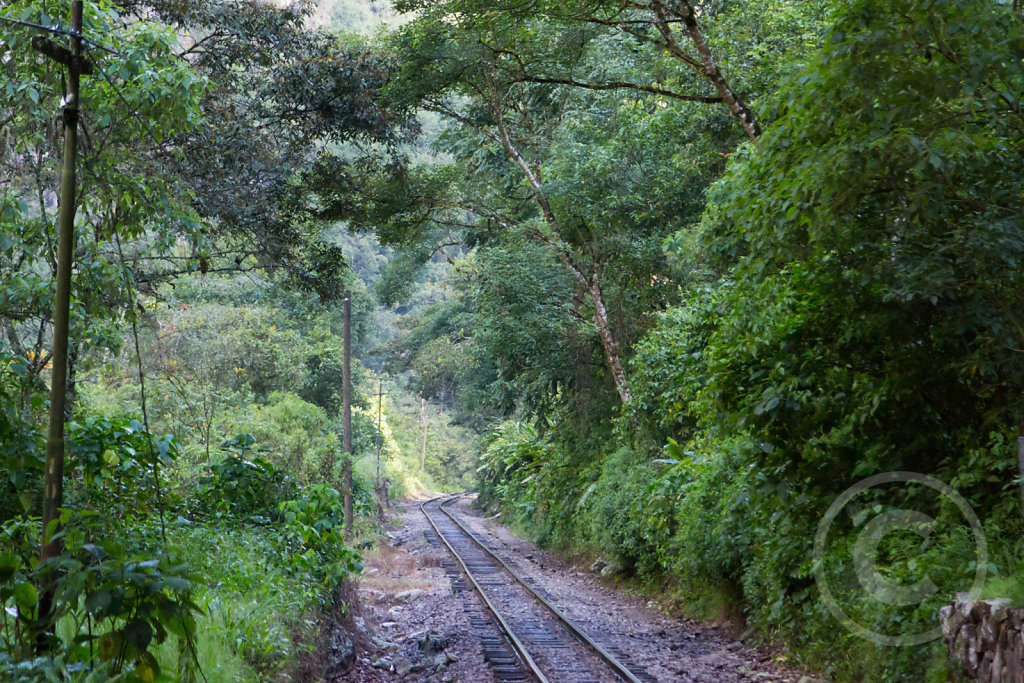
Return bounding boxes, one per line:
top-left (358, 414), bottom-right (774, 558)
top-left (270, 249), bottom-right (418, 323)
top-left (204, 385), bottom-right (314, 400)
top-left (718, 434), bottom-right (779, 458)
top-left (38, 0), bottom-right (85, 648)
top-left (376, 379), bottom-right (383, 487)
top-left (420, 397), bottom-right (428, 471)
top-left (375, 378), bottom-right (385, 523)
top-left (1017, 437), bottom-right (1024, 537)
top-left (342, 291), bottom-right (353, 541)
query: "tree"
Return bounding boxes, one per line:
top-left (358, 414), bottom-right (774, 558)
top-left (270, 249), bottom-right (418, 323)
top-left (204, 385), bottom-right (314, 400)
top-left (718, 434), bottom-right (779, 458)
top-left (391, 0), bottom-right (827, 142)
top-left (628, 0), bottom-right (1024, 667)
top-left (0, 0), bottom-right (207, 394)
top-left (109, 0), bottom-right (409, 301)
top-left (698, 0), bottom-right (1024, 484)
top-left (347, 17), bottom-right (661, 404)
top-left (327, 0), bottom-right (826, 409)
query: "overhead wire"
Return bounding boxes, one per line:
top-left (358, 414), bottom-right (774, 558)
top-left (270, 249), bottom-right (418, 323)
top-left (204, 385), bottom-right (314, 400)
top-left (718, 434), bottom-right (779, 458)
top-left (0, 14), bottom-right (123, 56)
top-left (0, 14), bottom-right (78, 39)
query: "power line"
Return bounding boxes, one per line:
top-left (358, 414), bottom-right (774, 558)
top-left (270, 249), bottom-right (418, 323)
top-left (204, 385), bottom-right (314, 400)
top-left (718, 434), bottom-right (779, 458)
top-left (82, 37), bottom-right (122, 58)
top-left (1, 13), bottom-right (125, 56)
top-left (0, 15), bottom-right (79, 39)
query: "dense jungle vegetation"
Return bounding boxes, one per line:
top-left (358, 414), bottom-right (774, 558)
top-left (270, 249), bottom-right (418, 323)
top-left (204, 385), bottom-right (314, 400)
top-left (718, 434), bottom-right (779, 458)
top-left (1, 0), bottom-right (1023, 680)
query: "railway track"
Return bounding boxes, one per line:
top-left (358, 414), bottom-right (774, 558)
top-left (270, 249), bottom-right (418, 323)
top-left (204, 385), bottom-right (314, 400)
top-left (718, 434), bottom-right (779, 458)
top-left (421, 495), bottom-right (656, 683)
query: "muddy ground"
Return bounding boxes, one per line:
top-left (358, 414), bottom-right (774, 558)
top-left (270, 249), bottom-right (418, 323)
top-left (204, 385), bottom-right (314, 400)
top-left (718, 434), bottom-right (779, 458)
top-left (333, 496), bottom-right (815, 683)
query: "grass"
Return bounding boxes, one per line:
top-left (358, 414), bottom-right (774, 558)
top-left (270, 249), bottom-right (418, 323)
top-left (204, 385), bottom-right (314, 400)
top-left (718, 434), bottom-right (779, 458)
top-left (360, 541), bottom-right (437, 598)
top-left (149, 522), bottom-right (323, 681)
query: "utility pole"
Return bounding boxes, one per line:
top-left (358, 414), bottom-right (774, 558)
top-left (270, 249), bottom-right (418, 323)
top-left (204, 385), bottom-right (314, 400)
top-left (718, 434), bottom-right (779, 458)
top-left (420, 396), bottom-right (428, 471)
top-left (1018, 436), bottom-right (1024, 538)
top-left (375, 377), bottom-right (385, 523)
top-left (342, 291), bottom-right (353, 541)
top-left (375, 378), bottom-right (384, 488)
top-left (37, 0), bottom-right (90, 649)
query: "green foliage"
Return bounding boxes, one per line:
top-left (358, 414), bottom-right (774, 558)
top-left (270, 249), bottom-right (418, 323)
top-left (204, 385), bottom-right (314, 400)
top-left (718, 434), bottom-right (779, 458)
top-left (628, 287), bottom-right (717, 446)
top-left (476, 420), bottom-right (548, 518)
top-left (576, 446), bottom-right (664, 577)
top-left (6, 0), bottom-right (1021, 680)
top-left (158, 523), bottom-right (318, 679)
top-left (655, 3), bottom-right (1024, 674)
top-left (69, 416), bottom-right (178, 500)
top-left (0, 354), bottom-right (43, 520)
top-left (1, 515), bottom-right (200, 683)
top-left (0, 0), bottom-right (208, 418)
top-left (455, 1), bottom-right (1024, 680)
top-left (365, 376), bottom-right (480, 495)
top-left (278, 485), bottom-right (364, 592)
top-left (232, 393), bottom-right (343, 485)
top-left (197, 442), bottom-right (295, 521)
top-left (0, 0), bottom-right (414, 678)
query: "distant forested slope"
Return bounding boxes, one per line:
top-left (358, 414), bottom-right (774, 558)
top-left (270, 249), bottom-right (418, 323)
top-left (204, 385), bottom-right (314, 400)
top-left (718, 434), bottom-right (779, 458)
top-left (310, 0), bottom-right (401, 32)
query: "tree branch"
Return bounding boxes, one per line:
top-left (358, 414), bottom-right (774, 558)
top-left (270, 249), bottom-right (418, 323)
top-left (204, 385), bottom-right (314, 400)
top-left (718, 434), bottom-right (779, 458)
top-left (509, 74), bottom-right (722, 103)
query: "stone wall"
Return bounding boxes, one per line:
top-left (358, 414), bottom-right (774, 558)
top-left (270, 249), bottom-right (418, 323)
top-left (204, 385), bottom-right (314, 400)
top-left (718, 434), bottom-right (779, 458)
top-left (940, 593), bottom-right (1024, 682)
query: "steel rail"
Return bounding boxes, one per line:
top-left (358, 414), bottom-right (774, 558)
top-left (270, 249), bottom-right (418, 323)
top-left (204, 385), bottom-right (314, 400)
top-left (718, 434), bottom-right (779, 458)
top-left (427, 494), bottom-right (646, 683)
top-left (419, 496), bottom-right (549, 683)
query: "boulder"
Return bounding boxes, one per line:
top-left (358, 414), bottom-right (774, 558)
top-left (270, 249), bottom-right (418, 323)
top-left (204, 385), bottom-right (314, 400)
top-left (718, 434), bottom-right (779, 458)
top-left (372, 636), bottom-right (401, 652)
top-left (394, 656), bottom-right (413, 676)
top-left (419, 632), bottom-right (450, 653)
top-left (600, 562), bottom-right (623, 578)
top-left (396, 588), bottom-right (427, 603)
top-left (325, 631), bottom-right (355, 676)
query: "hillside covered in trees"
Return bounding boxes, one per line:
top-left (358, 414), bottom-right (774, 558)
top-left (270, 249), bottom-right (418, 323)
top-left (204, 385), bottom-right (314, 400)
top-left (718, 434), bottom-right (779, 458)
top-left (1, 0), bottom-right (1023, 681)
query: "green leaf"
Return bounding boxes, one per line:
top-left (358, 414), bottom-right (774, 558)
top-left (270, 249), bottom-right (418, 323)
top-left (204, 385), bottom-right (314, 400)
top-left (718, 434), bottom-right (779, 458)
top-left (124, 618), bottom-right (153, 649)
top-left (85, 589), bottom-right (112, 613)
top-left (9, 360), bottom-right (28, 378)
top-left (0, 552), bottom-right (19, 582)
top-left (13, 582), bottom-right (38, 611)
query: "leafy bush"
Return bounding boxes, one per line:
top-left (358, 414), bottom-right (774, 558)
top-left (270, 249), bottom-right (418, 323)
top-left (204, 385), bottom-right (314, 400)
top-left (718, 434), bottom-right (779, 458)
top-left (278, 485), bottom-right (363, 598)
top-left (476, 420), bottom-right (548, 520)
top-left (69, 416), bottom-right (179, 500)
top-left (0, 354), bottom-right (45, 521)
top-left (472, 4), bottom-right (1024, 679)
top-left (1, 515), bottom-right (200, 682)
top-left (576, 446), bottom-right (665, 578)
top-left (196, 434), bottom-right (296, 519)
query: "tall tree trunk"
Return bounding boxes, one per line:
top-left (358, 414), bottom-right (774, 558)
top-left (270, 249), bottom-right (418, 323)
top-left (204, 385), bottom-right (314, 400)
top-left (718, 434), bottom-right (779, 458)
top-left (651, 0), bottom-right (761, 141)
top-left (493, 106), bottom-right (633, 403)
top-left (589, 272), bottom-right (631, 404)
